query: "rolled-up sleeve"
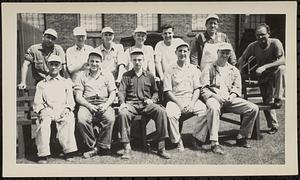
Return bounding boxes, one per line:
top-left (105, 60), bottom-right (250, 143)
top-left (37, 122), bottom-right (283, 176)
top-left (24, 46), bottom-right (34, 63)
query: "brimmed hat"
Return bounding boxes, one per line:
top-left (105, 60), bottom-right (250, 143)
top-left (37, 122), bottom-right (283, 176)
top-left (73, 27), bottom-right (87, 36)
top-left (47, 54), bottom-right (62, 63)
top-left (44, 28), bottom-right (58, 39)
top-left (88, 49), bottom-right (103, 59)
top-left (134, 27), bottom-right (147, 34)
top-left (218, 42), bottom-right (232, 51)
top-left (176, 41), bottom-right (190, 50)
top-left (205, 14), bottom-right (220, 23)
top-left (101, 27), bottom-right (114, 34)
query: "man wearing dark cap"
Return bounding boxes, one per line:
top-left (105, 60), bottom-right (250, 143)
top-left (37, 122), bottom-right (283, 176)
top-left (190, 14), bottom-right (236, 70)
top-left (164, 41), bottom-right (207, 152)
top-left (74, 50), bottom-right (116, 158)
top-left (200, 42), bottom-right (259, 155)
top-left (118, 48), bottom-right (171, 160)
top-left (18, 28), bottom-right (66, 89)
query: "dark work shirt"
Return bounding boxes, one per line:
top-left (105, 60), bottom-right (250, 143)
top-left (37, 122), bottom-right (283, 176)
top-left (118, 69), bottom-right (158, 104)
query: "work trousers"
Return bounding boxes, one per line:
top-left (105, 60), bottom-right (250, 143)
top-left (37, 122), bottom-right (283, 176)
top-left (118, 102), bottom-right (169, 143)
top-left (35, 109), bottom-right (77, 157)
top-left (77, 105), bottom-right (115, 150)
top-left (166, 99), bottom-right (208, 144)
top-left (206, 97), bottom-right (259, 141)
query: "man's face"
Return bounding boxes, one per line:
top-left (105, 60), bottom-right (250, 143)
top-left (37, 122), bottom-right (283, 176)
top-left (102, 32), bottom-right (114, 43)
top-left (162, 28), bottom-right (174, 44)
top-left (256, 26), bottom-right (270, 46)
top-left (217, 49), bottom-right (231, 63)
top-left (176, 46), bottom-right (189, 63)
top-left (131, 54), bottom-right (144, 70)
top-left (134, 32), bottom-right (147, 44)
top-left (88, 54), bottom-right (102, 72)
top-left (47, 61), bottom-right (62, 75)
top-left (75, 35), bottom-right (86, 47)
top-left (42, 34), bottom-right (56, 48)
top-left (205, 18), bottom-right (219, 34)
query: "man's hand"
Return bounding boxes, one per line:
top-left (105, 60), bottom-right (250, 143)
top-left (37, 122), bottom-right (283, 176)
top-left (60, 108), bottom-right (71, 118)
top-left (183, 103), bottom-right (195, 114)
top-left (17, 82), bottom-right (27, 90)
top-left (119, 103), bottom-right (128, 110)
top-left (98, 103), bottom-right (109, 113)
top-left (87, 104), bottom-right (98, 113)
top-left (256, 66), bottom-right (267, 75)
top-left (227, 93), bottom-right (237, 103)
top-left (144, 99), bottom-right (154, 105)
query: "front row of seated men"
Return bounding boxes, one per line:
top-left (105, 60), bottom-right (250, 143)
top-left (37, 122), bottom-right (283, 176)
top-left (33, 41), bottom-right (259, 163)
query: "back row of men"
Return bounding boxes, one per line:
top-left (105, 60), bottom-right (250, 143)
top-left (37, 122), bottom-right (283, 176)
top-left (17, 14), bottom-right (285, 164)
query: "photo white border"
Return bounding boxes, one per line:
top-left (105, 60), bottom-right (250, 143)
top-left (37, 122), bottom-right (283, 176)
top-left (2, 1), bottom-right (298, 177)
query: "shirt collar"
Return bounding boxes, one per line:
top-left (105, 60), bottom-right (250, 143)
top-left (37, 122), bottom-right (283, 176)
top-left (85, 69), bottom-right (103, 79)
top-left (204, 31), bottom-right (218, 40)
top-left (99, 42), bottom-right (116, 52)
top-left (75, 44), bottom-right (86, 51)
top-left (213, 62), bottom-right (233, 73)
top-left (129, 69), bottom-right (148, 77)
top-left (45, 74), bottom-right (63, 81)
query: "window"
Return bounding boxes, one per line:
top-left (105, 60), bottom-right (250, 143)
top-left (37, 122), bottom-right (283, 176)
top-left (192, 14), bottom-right (207, 31)
top-left (137, 14), bottom-right (158, 31)
top-left (20, 13), bottom-right (45, 31)
top-left (80, 14), bottom-right (103, 32)
top-left (244, 14), bottom-right (266, 29)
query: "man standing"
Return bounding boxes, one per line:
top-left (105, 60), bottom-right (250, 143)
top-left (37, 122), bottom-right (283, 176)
top-left (118, 48), bottom-right (171, 160)
top-left (96, 27), bottom-right (127, 85)
top-left (154, 24), bottom-right (184, 82)
top-left (18, 28), bottom-right (66, 89)
top-left (190, 14), bottom-right (236, 70)
top-left (201, 42), bottom-right (259, 155)
top-left (74, 50), bottom-right (116, 158)
top-left (238, 23), bottom-right (285, 134)
top-left (33, 54), bottom-right (77, 164)
top-left (164, 42), bottom-right (207, 152)
top-left (66, 27), bottom-right (94, 82)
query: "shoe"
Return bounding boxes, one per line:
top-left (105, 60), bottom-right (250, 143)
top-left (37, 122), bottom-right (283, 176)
top-left (176, 138), bottom-right (185, 152)
top-left (191, 137), bottom-right (203, 150)
top-left (211, 144), bottom-right (225, 155)
top-left (272, 99), bottom-right (282, 109)
top-left (268, 127), bottom-right (278, 134)
top-left (37, 156), bottom-right (48, 164)
top-left (83, 148), bottom-right (98, 159)
top-left (157, 149), bottom-right (171, 159)
top-left (236, 138), bottom-right (251, 148)
top-left (121, 149), bottom-right (131, 160)
top-left (64, 152), bottom-right (75, 162)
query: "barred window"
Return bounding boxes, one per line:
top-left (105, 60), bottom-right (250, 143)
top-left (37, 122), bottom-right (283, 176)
top-left (137, 14), bottom-right (158, 31)
top-left (80, 14), bottom-right (103, 32)
top-left (20, 13), bottom-right (45, 31)
top-left (244, 14), bottom-right (266, 29)
top-left (192, 14), bottom-right (207, 31)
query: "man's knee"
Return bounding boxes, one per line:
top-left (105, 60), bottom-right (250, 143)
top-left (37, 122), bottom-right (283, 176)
top-left (206, 98), bottom-right (221, 112)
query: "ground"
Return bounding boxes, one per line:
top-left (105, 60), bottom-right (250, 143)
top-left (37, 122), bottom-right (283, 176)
top-left (16, 101), bottom-right (285, 164)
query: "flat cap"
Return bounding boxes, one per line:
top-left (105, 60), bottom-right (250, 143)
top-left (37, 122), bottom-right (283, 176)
top-left (101, 27), bottom-right (114, 34)
top-left (44, 28), bottom-right (58, 39)
top-left (47, 54), bottom-right (62, 63)
top-left (73, 27), bottom-right (87, 36)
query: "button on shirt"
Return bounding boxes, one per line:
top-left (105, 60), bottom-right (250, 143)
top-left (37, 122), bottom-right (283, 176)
top-left (66, 44), bottom-right (94, 81)
top-left (74, 69), bottom-right (116, 99)
top-left (33, 75), bottom-right (75, 116)
top-left (96, 42), bottom-right (126, 80)
top-left (164, 63), bottom-right (201, 100)
top-left (24, 44), bottom-right (66, 82)
top-left (118, 70), bottom-right (158, 104)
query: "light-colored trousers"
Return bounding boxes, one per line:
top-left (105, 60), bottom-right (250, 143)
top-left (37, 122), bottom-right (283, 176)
top-left (166, 99), bottom-right (207, 144)
top-left (206, 97), bottom-right (259, 141)
top-left (35, 109), bottom-right (77, 157)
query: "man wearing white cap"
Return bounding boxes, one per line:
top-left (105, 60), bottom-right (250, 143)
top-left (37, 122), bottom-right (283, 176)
top-left (18, 28), bottom-right (66, 89)
top-left (124, 26), bottom-right (156, 77)
top-left (66, 27), bottom-right (94, 82)
top-left (118, 48), bottom-right (171, 160)
top-left (74, 50), bottom-right (116, 159)
top-left (200, 42), bottom-right (259, 155)
top-left (164, 41), bottom-right (207, 152)
top-left (33, 54), bottom-right (77, 164)
top-left (190, 14), bottom-right (236, 70)
top-left (96, 27), bottom-right (127, 85)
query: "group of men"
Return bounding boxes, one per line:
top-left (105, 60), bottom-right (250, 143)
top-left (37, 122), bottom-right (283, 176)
top-left (17, 14), bottom-right (285, 164)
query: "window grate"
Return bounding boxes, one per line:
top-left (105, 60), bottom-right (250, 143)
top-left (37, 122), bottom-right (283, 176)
top-left (80, 14), bottom-right (103, 32)
top-left (137, 14), bottom-right (158, 31)
top-left (20, 13), bottom-right (45, 32)
top-left (192, 14), bottom-right (207, 31)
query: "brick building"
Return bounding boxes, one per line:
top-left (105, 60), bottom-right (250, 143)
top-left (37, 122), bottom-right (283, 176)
top-left (17, 13), bottom-right (285, 85)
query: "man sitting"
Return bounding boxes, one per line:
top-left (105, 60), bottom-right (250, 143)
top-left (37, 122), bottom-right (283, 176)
top-left (200, 42), bottom-right (259, 155)
top-left (118, 48), bottom-right (171, 160)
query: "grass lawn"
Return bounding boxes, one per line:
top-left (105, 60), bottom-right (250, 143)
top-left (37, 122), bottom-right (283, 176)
top-left (16, 102), bottom-right (285, 164)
